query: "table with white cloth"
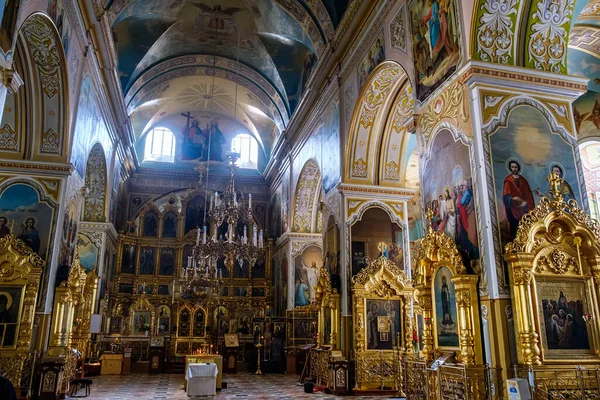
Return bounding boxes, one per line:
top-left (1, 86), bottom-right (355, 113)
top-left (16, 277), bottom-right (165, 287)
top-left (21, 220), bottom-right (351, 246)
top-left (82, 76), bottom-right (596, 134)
top-left (186, 363), bottom-right (219, 397)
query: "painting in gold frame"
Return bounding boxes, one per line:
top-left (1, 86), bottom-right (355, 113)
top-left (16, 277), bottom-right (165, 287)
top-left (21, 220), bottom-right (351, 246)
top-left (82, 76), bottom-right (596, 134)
top-left (535, 277), bottom-right (598, 361)
top-left (432, 266), bottom-right (459, 349)
top-left (364, 298), bottom-right (402, 350)
top-left (0, 286), bottom-right (24, 348)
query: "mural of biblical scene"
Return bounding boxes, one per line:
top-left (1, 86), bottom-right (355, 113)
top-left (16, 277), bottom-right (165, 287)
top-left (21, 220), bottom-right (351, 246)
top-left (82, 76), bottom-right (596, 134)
top-left (294, 246), bottom-right (322, 307)
top-left (0, 286), bottom-right (23, 348)
top-left (538, 280), bottom-right (591, 352)
top-left (579, 141), bottom-right (600, 220)
top-left (140, 247), bottom-right (156, 275)
top-left (143, 211), bottom-right (158, 236)
top-left (322, 100), bottom-right (341, 193)
top-left (490, 106), bottom-right (581, 249)
top-left (366, 299), bottom-right (401, 350)
top-left (434, 266), bottom-right (459, 347)
top-left (121, 244), bottom-right (136, 274)
top-left (296, 50), bottom-right (317, 107)
top-left (59, 198), bottom-right (79, 267)
top-left (0, 184), bottom-right (54, 261)
top-left (185, 195), bottom-right (206, 234)
top-left (358, 31), bottom-right (386, 88)
top-left (350, 208), bottom-right (405, 275)
top-left (77, 234), bottom-right (99, 271)
top-left (48, 0), bottom-right (72, 57)
top-left (409, 0), bottom-right (460, 101)
top-left (162, 211), bottom-right (177, 238)
top-left (159, 248), bottom-right (175, 275)
top-left (324, 216), bottom-right (341, 292)
top-left (423, 129), bottom-right (480, 274)
top-left (180, 114), bottom-right (226, 162)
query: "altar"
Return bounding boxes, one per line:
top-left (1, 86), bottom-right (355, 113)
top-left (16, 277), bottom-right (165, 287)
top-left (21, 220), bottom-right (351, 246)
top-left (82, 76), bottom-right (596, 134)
top-left (186, 363), bottom-right (218, 397)
top-left (185, 355), bottom-right (223, 390)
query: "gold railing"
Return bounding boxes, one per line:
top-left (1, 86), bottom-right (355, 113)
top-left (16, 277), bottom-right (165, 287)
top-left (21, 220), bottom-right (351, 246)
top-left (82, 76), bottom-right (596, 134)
top-left (404, 360), bottom-right (495, 400)
top-left (355, 350), bottom-right (401, 391)
top-left (514, 365), bottom-right (600, 400)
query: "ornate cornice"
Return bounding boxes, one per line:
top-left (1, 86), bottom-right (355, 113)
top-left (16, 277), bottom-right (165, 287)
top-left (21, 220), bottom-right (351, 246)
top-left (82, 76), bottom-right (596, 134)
top-left (339, 183), bottom-right (414, 199)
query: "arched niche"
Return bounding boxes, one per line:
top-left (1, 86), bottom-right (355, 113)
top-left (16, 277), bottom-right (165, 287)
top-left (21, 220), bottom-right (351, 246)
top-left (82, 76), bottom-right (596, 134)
top-left (82, 143), bottom-right (108, 222)
top-left (350, 207), bottom-right (407, 278)
top-left (345, 61), bottom-right (414, 186)
top-left (413, 222), bottom-right (482, 366)
top-left (8, 13), bottom-right (69, 162)
top-left (292, 159), bottom-right (322, 233)
top-left (293, 244), bottom-right (322, 308)
top-left (505, 173), bottom-right (600, 366)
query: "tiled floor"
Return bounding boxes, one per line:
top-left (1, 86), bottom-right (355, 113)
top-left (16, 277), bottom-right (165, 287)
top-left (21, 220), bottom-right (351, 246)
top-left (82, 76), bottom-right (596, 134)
top-left (76, 373), bottom-right (404, 399)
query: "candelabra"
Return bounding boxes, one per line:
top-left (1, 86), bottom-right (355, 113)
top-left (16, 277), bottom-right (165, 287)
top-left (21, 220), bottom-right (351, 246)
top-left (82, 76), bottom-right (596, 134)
top-left (180, 152), bottom-right (265, 299)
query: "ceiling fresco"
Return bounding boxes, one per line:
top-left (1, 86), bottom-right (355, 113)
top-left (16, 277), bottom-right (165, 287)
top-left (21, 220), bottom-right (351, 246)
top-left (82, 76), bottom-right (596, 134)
top-left (109, 0), bottom-right (349, 171)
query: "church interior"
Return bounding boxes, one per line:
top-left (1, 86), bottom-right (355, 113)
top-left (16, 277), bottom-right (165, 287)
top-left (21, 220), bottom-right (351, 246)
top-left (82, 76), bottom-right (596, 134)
top-left (2, 0), bottom-right (600, 399)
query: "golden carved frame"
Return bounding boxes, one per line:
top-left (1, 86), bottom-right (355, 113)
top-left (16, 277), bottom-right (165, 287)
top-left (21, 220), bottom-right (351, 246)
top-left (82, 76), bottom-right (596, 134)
top-left (0, 234), bottom-right (43, 390)
top-left (505, 173), bottom-right (600, 365)
top-left (413, 224), bottom-right (482, 366)
top-left (314, 265), bottom-right (340, 349)
top-left (352, 256), bottom-right (413, 390)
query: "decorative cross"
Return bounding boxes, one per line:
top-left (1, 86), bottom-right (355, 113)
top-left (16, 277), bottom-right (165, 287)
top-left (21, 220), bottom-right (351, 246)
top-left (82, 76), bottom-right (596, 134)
top-left (181, 111), bottom-right (193, 130)
top-left (548, 171), bottom-right (563, 200)
top-left (141, 282), bottom-right (147, 294)
top-left (194, 164), bottom-right (207, 187)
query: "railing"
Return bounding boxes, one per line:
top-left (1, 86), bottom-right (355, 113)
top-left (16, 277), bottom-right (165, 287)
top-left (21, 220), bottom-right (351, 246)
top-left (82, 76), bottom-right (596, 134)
top-left (404, 359), bottom-right (497, 400)
top-left (355, 351), bottom-right (402, 391)
top-left (514, 365), bottom-right (600, 400)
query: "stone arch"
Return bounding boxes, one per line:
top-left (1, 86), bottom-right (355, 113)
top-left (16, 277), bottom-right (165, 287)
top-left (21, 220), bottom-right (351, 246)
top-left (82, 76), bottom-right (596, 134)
top-left (82, 143), bottom-right (108, 222)
top-left (292, 159), bottom-right (322, 233)
top-left (344, 61), bottom-right (411, 185)
top-left (7, 13), bottom-right (69, 162)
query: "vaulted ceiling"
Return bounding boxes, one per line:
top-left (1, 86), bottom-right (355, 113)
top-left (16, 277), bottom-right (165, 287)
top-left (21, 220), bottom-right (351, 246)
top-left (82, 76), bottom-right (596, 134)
top-left (108, 0), bottom-right (349, 170)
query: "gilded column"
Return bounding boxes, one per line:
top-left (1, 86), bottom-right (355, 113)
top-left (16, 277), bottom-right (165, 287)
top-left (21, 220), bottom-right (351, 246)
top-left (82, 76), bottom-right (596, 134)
top-left (452, 275), bottom-right (479, 366)
top-left (507, 254), bottom-right (540, 365)
top-left (418, 293), bottom-right (434, 363)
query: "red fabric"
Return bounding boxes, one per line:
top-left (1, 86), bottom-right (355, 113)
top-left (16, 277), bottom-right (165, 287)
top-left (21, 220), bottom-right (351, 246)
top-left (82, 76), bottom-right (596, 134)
top-left (503, 175), bottom-right (535, 222)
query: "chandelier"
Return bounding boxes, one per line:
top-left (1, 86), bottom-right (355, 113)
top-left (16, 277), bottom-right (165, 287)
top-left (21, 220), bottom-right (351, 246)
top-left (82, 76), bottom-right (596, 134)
top-left (180, 152), bottom-right (264, 299)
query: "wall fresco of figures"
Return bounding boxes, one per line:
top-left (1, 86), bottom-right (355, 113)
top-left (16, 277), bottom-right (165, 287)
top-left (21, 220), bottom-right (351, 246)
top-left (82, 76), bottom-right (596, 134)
top-left (580, 141), bottom-right (600, 220)
top-left (77, 233), bottom-right (99, 271)
top-left (409, 0), bottom-right (460, 102)
top-left (422, 129), bottom-right (480, 275)
top-left (293, 245), bottom-right (322, 307)
top-left (0, 183), bottom-right (54, 261)
top-left (358, 30), bottom-right (386, 88)
top-left (489, 106), bottom-right (581, 250)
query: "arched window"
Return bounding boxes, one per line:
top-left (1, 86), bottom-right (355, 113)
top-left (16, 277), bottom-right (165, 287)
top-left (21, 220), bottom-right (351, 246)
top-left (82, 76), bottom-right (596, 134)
top-left (231, 134), bottom-right (258, 169)
top-left (144, 127), bottom-right (175, 163)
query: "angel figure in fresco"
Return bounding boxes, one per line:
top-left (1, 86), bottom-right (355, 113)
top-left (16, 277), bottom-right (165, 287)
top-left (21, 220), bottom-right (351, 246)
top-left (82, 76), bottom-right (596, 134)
top-left (533, 164), bottom-right (575, 202)
top-left (192, 3), bottom-right (242, 31)
top-left (585, 99), bottom-right (600, 130)
top-left (574, 107), bottom-right (589, 133)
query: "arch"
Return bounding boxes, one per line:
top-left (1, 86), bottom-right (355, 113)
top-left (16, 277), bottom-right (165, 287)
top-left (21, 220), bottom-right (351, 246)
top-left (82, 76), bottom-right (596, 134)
top-left (292, 159), bottom-right (322, 233)
top-left (12, 13), bottom-right (69, 162)
top-left (344, 61), bottom-right (411, 185)
top-left (347, 201), bottom-right (407, 229)
top-left (83, 143), bottom-right (108, 222)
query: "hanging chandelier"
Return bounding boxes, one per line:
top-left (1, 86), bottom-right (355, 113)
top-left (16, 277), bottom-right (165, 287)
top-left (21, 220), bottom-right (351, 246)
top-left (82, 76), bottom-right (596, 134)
top-left (180, 152), bottom-right (264, 298)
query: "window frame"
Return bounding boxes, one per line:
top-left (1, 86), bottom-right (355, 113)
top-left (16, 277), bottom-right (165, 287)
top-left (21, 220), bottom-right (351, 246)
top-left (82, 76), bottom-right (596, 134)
top-left (144, 127), bottom-right (176, 163)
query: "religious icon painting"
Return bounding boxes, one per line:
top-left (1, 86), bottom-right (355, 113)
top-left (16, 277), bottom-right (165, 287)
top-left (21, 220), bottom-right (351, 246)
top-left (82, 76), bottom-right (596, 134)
top-left (433, 266), bottom-right (459, 348)
top-left (409, 0), bottom-right (461, 102)
top-left (120, 244), bottom-right (136, 274)
top-left (159, 248), bottom-right (175, 275)
top-left (109, 316), bottom-right (122, 334)
top-left (0, 286), bottom-right (23, 348)
top-left (365, 299), bottom-right (401, 350)
top-left (143, 211), bottom-right (158, 237)
top-left (140, 247), bottom-right (156, 275)
top-left (162, 211), bottom-right (177, 238)
top-left (488, 105), bottom-right (582, 253)
top-left (536, 278), bottom-right (596, 360)
top-left (133, 311), bottom-right (151, 334)
top-left (184, 195), bottom-right (205, 234)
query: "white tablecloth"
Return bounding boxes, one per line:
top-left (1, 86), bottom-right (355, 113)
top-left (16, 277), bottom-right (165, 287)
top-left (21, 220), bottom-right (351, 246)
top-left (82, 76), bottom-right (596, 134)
top-left (186, 363), bottom-right (218, 397)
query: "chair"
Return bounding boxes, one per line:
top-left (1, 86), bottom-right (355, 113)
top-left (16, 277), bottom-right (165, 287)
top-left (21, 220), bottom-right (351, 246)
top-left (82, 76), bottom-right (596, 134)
top-left (70, 378), bottom-right (93, 397)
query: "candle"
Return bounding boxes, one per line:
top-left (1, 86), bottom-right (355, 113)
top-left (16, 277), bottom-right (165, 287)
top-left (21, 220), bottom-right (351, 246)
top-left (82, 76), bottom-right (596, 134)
top-left (248, 193), bottom-right (252, 209)
top-left (259, 230), bottom-right (263, 248)
top-left (210, 195), bottom-right (214, 210)
top-left (234, 191), bottom-right (237, 204)
top-left (243, 225), bottom-right (247, 243)
top-left (203, 226), bottom-right (207, 244)
top-left (253, 225), bottom-right (257, 246)
top-left (196, 228), bottom-right (200, 246)
top-left (215, 191), bottom-right (219, 206)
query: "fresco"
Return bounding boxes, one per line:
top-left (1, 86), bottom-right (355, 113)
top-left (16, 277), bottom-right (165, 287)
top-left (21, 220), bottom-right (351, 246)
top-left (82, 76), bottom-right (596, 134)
top-left (409, 0), bottom-right (460, 102)
top-left (423, 129), bottom-right (480, 274)
top-left (573, 91), bottom-right (600, 140)
top-left (294, 245), bottom-right (322, 307)
top-left (489, 106), bottom-right (581, 249)
top-left (77, 233), bottom-right (98, 272)
top-left (268, 192), bottom-right (282, 239)
top-left (322, 99), bottom-right (341, 193)
top-left (579, 141), bottom-right (600, 220)
top-left (71, 75), bottom-right (112, 178)
top-left (0, 184), bottom-right (54, 261)
top-left (48, 0), bottom-right (72, 57)
top-left (358, 30), bottom-right (386, 88)
top-left (434, 266), bottom-right (458, 347)
top-left (366, 299), bottom-right (401, 350)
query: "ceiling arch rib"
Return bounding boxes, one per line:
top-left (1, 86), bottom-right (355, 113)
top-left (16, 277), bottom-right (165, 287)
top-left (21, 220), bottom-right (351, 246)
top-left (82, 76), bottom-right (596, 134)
top-left (125, 55), bottom-right (288, 133)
